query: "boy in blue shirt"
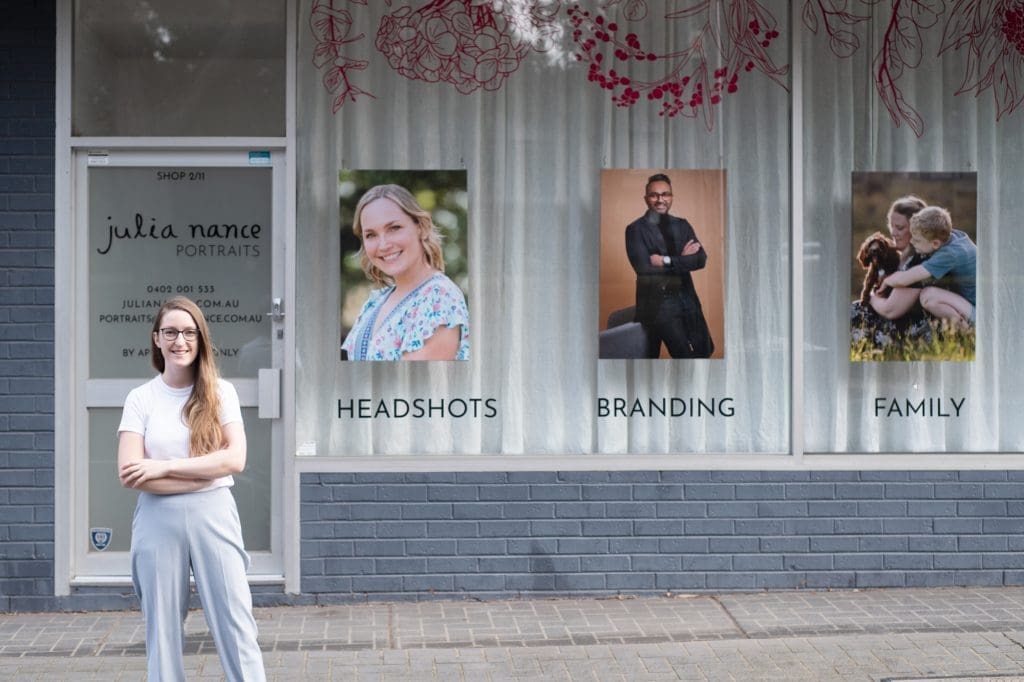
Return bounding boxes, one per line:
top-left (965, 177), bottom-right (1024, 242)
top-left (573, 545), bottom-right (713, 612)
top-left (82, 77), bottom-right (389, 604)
top-left (882, 206), bottom-right (976, 326)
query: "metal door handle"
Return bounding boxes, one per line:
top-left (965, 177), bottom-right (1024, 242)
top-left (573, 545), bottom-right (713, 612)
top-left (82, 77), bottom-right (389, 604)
top-left (267, 297), bottom-right (284, 322)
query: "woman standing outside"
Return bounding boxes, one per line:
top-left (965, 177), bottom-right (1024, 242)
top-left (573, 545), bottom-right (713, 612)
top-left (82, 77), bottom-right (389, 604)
top-left (118, 296), bottom-right (265, 681)
top-left (341, 184), bottom-right (470, 361)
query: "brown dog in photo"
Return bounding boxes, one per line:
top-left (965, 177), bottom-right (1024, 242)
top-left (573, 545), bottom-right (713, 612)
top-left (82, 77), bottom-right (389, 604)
top-left (857, 231), bottom-right (901, 306)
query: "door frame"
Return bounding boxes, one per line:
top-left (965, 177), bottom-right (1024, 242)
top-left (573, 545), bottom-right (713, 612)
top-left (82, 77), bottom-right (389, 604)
top-left (53, 0), bottom-right (299, 595)
top-left (59, 149), bottom-right (287, 585)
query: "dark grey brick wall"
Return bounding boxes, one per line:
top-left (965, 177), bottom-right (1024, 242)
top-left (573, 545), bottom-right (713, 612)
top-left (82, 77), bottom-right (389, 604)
top-left (0, 0), bottom-right (57, 612)
top-left (300, 471), bottom-right (1024, 601)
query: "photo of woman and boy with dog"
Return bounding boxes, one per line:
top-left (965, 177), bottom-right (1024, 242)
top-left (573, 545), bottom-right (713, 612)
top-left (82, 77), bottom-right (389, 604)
top-left (850, 172), bottom-right (977, 362)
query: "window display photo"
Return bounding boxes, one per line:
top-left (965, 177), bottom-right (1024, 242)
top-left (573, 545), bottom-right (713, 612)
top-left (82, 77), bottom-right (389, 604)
top-left (338, 170), bottom-right (469, 362)
top-left (850, 172), bottom-right (977, 362)
top-left (598, 169), bottom-right (726, 360)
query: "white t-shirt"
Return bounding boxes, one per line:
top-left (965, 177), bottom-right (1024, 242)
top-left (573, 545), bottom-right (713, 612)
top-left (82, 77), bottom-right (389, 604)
top-left (118, 375), bottom-right (243, 491)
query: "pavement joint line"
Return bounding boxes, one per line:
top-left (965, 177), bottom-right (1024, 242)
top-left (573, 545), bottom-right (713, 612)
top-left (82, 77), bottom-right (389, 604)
top-left (1005, 633), bottom-right (1024, 654)
top-left (6, 623), bottom-right (1024, 659)
top-left (387, 603), bottom-right (395, 650)
top-left (709, 594), bottom-right (750, 639)
top-left (876, 671), bottom-right (1024, 675)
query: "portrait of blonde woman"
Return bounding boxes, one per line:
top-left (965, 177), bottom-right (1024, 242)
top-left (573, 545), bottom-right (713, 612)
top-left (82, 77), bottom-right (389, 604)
top-left (341, 181), bottom-right (470, 361)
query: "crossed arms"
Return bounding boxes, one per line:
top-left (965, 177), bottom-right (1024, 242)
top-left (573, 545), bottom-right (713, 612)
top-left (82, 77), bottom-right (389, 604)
top-left (625, 220), bottom-right (707, 278)
top-left (117, 422), bottom-right (247, 494)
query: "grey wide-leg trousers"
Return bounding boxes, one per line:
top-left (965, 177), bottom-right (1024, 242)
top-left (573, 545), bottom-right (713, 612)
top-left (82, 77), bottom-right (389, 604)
top-left (131, 487), bottom-right (266, 682)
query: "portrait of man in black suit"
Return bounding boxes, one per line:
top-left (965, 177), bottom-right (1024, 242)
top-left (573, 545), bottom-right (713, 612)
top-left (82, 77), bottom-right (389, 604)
top-left (623, 173), bottom-right (714, 359)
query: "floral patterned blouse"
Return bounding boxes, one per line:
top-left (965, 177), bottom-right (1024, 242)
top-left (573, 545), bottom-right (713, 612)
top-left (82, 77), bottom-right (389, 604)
top-left (342, 273), bottom-right (470, 361)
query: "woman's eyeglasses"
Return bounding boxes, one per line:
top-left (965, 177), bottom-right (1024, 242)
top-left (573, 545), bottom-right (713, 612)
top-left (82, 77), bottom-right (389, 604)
top-left (159, 328), bottom-right (199, 342)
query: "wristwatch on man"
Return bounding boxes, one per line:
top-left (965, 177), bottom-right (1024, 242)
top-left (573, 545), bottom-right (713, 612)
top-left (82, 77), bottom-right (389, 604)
top-left (662, 256), bottom-right (671, 266)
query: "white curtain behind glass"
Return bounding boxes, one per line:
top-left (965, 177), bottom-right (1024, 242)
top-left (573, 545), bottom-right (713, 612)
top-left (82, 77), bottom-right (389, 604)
top-left (296, 1), bottom-right (790, 456)
top-left (801, 4), bottom-right (1024, 452)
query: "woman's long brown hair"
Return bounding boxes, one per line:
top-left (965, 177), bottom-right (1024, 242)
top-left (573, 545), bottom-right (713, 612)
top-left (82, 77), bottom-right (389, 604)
top-left (150, 297), bottom-right (223, 457)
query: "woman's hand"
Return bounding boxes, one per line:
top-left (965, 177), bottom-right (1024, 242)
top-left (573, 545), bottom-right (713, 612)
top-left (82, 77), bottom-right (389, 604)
top-left (116, 431), bottom-right (209, 494)
top-left (870, 286), bottom-right (921, 320)
top-left (119, 458), bottom-right (172, 488)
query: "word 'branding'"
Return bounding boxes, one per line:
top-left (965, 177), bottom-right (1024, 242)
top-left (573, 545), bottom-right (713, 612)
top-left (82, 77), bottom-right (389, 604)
top-left (598, 396), bottom-right (735, 418)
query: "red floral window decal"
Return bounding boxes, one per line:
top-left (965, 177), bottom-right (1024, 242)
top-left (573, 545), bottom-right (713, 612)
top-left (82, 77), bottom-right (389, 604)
top-left (311, 1), bottom-right (1022, 134)
top-left (570, 1), bottom-right (789, 130)
top-left (804, 0), bottom-right (1024, 137)
top-left (376, 0), bottom-right (560, 94)
top-left (310, 0), bottom-right (789, 128)
top-left (310, 0), bottom-right (375, 113)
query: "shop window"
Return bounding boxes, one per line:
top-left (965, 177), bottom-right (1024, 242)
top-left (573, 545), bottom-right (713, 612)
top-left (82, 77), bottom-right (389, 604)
top-left (73, 0), bottom-right (285, 137)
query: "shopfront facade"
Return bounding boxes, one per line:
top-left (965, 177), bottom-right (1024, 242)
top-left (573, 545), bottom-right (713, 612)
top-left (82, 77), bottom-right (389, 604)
top-left (3, 0), bottom-right (1024, 610)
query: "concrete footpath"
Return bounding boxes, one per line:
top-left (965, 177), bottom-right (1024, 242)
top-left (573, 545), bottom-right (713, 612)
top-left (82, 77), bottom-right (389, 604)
top-left (4, 587), bottom-right (1024, 680)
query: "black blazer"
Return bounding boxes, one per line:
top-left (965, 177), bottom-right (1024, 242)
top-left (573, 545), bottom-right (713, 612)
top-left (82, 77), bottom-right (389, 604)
top-left (624, 212), bottom-right (707, 324)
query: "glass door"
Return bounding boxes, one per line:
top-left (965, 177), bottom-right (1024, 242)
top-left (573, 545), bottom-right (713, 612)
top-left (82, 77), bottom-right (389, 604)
top-left (71, 149), bottom-right (284, 579)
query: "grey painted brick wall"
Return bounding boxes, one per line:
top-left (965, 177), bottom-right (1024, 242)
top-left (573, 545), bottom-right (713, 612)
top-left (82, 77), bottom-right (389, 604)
top-left (0, 0), bottom-right (57, 612)
top-left (299, 471), bottom-right (1024, 602)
